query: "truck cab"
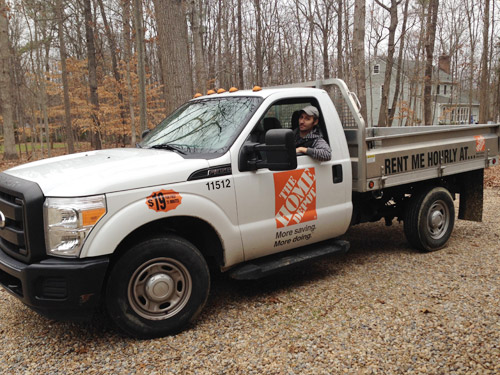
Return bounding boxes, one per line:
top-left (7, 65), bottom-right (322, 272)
top-left (0, 87), bottom-right (352, 339)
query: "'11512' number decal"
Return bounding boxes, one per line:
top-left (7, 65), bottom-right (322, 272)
top-left (206, 179), bottom-right (231, 191)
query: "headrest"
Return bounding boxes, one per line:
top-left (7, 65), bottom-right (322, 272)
top-left (263, 117), bottom-right (281, 131)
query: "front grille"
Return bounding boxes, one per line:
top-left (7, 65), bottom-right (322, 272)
top-left (0, 173), bottom-right (45, 263)
top-left (0, 193), bottom-right (26, 255)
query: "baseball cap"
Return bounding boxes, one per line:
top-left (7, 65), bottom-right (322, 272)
top-left (301, 105), bottom-right (319, 118)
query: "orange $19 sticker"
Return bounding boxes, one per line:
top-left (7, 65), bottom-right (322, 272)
top-left (146, 189), bottom-right (182, 212)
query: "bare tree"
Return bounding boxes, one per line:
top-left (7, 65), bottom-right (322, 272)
top-left (423, 0), bottom-right (439, 125)
top-left (82, 0), bottom-right (102, 149)
top-left (97, 0), bottom-right (128, 144)
top-left (237, 0), bottom-right (244, 88)
top-left (313, 0), bottom-right (334, 79)
top-left (336, 0), bottom-right (343, 79)
top-left (56, 0), bottom-right (75, 153)
top-left (122, 0), bottom-right (137, 145)
top-left (0, 0), bottom-right (18, 160)
top-left (389, 0), bottom-right (410, 126)
top-left (153, 0), bottom-right (193, 114)
top-left (479, 0), bottom-right (490, 123)
top-left (190, 0), bottom-right (208, 93)
top-left (133, 0), bottom-right (148, 133)
top-left (375, 0), bottom-right (402, 127)
top-left (353, 0), bottom-right (367, 121)
top-left (254, 0), bottom-right (263, 85)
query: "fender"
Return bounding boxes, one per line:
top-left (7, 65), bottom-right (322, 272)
top-left (80, 188), bottom-right (244, 267)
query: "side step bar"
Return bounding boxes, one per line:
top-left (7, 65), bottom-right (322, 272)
top-left (229, 239), bottom-right (350, 280)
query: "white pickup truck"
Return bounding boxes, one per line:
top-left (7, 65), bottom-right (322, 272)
top-left (0, 79), bottom-right (498, 338)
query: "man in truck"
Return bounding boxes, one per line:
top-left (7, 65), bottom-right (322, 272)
top-left (294, 105), bottom-right (331, 161)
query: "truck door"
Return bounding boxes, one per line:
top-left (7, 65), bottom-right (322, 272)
top-left (232, 98), bottom-right (352, 261)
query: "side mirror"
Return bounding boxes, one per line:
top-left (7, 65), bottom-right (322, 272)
top-left (141, 129), bottom-right (151, 139)
top-left (239, 129), bottom-right (297, 172)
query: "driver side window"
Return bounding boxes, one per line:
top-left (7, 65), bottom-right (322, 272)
top-left (248, 98), bottom-right (325, 143)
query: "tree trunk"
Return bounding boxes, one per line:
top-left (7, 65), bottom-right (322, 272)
top-left (0, 0), bottom-right (18, 160)
top-left (389, 0), bottom-right (410, 126)
top-left (133, 0), bottom-right (148, 132)
top-left (122, 0), bottom-right (137, 145)
top-left (190, 0), bottom-right (207, 94)
top-left (237, 0), bottom-right (244, 88)
top-left (352, 0), bottom-right (367, 121)
top-left (153, 0), bottom-right (193, 114)
top-left (336, 0), bottom-right (343, 79)
top-left (97, 0), bottom-right (128, 142)
top-left (42, 31), bottom-right (51, 157)
top-left (254, 0), bottom-right (263, 85)
top-left (479, 0), bottom-right (490, 123)
top-left (83, 0), bottom-right (101, 149)
top-left (295, 1), bottom-right (305, 81)
top-left (423, 0), bottom-right (439, 125)
top-left (307, 0), bottom-right (315, 80)
top-left (56, 0), bottom-right (75, 153)
top-left (376, 0), bottom-right (400, 127)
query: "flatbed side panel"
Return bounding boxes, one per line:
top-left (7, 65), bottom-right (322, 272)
top-left (366, 124), bottom-right (499, 148)
top-left (363, 126), bottom-right (499, 191)
top-left (369, 158), bottom-right (487, 190)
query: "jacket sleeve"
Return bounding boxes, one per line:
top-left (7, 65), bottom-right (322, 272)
top-left (306, 137), bottom-right (331, 161)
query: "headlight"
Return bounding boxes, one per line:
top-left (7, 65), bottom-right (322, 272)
top-left (44, 195), bottom-right (107, 257)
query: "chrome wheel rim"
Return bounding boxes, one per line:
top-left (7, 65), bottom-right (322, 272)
top-left (426, 200), bottom-right (450, 240)
top-left (128, 257), bottom-right (192, 320)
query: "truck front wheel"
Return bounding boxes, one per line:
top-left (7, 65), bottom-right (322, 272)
top-left (404, 187), bottom-right (455, 252)
top-left (105, 234), bottom-right (210, 339)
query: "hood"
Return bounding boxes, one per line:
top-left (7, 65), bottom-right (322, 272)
top-left (4, 148), bottom-right (209, 196)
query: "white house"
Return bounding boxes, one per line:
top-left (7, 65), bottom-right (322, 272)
top-left (366, 56), bottom-right (480, 127)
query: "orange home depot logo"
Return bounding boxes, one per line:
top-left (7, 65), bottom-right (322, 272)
top-left (146, 189), bottom-right (182, 212)
top-left (474, 135), bottom-right (485, 152)
top-left (274, 168), bottom-right (317, 228)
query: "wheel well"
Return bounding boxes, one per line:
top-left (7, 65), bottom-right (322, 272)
top-left (111, 216), bottom-right (225, 269)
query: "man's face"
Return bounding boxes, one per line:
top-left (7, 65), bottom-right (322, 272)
top-left (298, 112), bottom-right (318, 135)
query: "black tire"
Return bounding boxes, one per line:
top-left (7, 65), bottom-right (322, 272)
top-left (404, 187), bottom-right (455, 252)
top-left (105, 234), bottom-right (210, 339)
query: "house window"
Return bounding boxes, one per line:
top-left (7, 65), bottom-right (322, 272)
top-left (451, 107), bottom-right (470, 123)
top-left (437, 85), bottom-right (440, 95)
top-left (443, 85), bottom-right (447, 95)
top-left (373, 64), bottom-right (380, 74)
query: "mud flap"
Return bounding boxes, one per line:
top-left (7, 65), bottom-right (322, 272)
top-left (458, 169), bottom-right (483, 222)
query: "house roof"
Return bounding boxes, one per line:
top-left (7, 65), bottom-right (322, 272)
top-left (435, 93), bottom-right (479, 106)
top-left (370, 57), bottom-right (454, 83)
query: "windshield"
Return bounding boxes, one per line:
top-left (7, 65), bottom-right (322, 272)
top-left (140, 97), bottom-right (262, 155)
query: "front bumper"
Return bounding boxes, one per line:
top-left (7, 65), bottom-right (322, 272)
top-left (0, 249), bottom-right (109, 320)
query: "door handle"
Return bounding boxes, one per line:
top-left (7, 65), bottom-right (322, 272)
top-left (332, 165), bottom-right (343, 184)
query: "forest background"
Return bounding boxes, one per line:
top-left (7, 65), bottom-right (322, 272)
top-left (0, 0), bottom-right (498, 161)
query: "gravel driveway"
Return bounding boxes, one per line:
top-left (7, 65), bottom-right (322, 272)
top-left (1, 188), bottom-right (499, 374)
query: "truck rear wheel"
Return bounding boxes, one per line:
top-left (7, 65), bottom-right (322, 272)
top-left (105, 234), bottom-right (210, 339)
top-left (404, 187), bottom-right (455, 252)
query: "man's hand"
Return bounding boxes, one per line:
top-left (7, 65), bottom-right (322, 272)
top-left (296, 147), bottom-right (307, 154)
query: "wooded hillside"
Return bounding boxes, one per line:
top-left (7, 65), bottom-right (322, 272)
top-left (0, 0), bottom-right (499, 159)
